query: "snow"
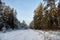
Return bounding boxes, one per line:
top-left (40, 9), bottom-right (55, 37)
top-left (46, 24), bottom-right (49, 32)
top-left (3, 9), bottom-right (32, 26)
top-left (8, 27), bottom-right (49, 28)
top-left (0, 29), bottom-right (60, 40)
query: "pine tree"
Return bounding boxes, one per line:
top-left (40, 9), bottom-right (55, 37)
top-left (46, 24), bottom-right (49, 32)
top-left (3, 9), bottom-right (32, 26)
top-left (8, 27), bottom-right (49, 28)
top-left (34, 3), bottom-right (43, 29)
top-left (0, 0), bottom-right (20, 30)
top-left (41, 10), bottom-right (50, 29)
top-left (57, 2), bottom-right (60, 28)
top-left (43, 0), bottom-right (56, 10)
top-left (33, 0), bottom-right (60, 30)
top-left (0, 1), bottom-right (4, 30)
top-left (29, 20), bottom-right (34, 29)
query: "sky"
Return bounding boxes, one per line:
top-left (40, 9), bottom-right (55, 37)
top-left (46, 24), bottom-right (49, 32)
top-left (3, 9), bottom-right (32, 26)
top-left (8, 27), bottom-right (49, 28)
top-left (2, 0), bottom-right (43, 25)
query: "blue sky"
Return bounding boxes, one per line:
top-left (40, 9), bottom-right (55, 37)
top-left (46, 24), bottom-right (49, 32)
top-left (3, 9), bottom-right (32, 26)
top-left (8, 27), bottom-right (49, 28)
top-left (2, 0), bottom-right (43, 25)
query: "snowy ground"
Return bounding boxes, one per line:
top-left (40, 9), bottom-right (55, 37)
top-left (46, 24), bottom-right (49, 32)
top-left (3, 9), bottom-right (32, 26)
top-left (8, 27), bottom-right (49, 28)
top-left (0, 29), bottom-right (60, 40)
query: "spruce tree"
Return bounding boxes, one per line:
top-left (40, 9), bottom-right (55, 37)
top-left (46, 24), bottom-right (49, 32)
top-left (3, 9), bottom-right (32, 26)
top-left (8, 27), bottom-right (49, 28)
top-left (29, 20), bottom-right (34, 29)
top-left (57, 2), bottom-right (60, 28)
top-left (34, 3), bottom-right (43, 29)
top-left (41, 10), bottom-right (50, 29)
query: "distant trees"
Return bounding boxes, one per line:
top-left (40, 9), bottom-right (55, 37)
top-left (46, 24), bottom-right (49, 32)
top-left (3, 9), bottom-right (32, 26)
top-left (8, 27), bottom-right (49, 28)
top-left (20, 20), bottom-right (28, 29)
top-left (29, 20), bottom-right (34, 29)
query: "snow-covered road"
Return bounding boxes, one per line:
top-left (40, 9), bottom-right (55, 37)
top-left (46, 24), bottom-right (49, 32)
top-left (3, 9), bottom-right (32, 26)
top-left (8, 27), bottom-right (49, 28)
top-left (0, 29), bottom-right (60, 40)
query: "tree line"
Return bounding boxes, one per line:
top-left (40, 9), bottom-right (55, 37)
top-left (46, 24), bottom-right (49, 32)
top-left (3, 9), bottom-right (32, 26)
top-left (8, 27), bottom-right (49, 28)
top-left (30, 0), bottom-right (60, 30)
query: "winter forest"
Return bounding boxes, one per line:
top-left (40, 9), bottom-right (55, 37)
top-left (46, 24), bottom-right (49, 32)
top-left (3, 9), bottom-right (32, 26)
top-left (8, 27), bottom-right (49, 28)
top-left (30, 0), bottom-right (60, 30)
top-left (0, 0), bottom-right (60, 40)
top-left (0, 0), bottom-right (28, 31)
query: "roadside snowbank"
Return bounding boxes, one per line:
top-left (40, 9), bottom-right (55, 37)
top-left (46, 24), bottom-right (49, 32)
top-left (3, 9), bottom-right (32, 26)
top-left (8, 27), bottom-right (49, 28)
top-left (0, 29), bottom-right (60, 40)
